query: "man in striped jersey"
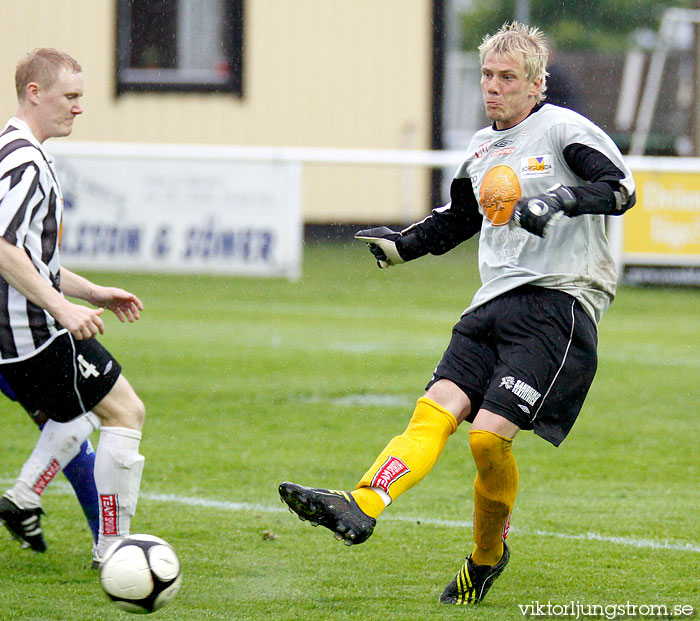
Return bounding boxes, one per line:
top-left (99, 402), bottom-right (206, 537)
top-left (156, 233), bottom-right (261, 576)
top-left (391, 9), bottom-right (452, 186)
top-left (0, 48), bottom-right (146, 566)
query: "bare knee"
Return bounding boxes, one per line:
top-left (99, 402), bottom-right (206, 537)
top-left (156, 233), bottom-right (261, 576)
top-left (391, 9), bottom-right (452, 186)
top-left (424, 379), bottom-right (472, 423)
top-left (93, 375), bottom-right (146, 431)
top-left (123, 393), bottom-right (146, 430)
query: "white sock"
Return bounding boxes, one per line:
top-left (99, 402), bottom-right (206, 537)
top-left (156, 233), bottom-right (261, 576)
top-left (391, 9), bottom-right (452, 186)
top-left (94, 426), bottom-right (145, 557)
top-left (5, 413), bottom-right (100, 509)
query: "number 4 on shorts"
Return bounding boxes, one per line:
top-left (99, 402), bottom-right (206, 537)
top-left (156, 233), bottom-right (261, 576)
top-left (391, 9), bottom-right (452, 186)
top-left (77, 354), bottom-right (100, 379)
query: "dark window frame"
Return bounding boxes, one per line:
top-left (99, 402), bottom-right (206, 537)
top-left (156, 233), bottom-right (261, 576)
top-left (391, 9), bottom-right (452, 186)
top-left (115, 0), bottom-right (244, 96)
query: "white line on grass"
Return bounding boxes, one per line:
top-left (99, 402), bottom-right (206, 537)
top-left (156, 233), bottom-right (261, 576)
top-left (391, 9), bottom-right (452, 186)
top-left (10, 479), bottom-right (697, 555)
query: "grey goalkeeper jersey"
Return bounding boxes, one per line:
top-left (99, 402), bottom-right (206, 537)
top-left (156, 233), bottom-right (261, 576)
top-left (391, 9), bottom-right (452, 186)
top-left (398, 103), bottom-right (635, 324)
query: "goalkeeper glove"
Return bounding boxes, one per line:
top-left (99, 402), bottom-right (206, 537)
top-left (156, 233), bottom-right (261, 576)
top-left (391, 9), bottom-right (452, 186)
top-left (355, 226), bottom-right (405, 269)
top-left (512, 184), bottom-right (577, 238)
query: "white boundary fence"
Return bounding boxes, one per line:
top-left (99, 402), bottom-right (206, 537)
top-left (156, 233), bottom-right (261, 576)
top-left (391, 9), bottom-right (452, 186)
top-left (49, 143), bottom-right (700, 284)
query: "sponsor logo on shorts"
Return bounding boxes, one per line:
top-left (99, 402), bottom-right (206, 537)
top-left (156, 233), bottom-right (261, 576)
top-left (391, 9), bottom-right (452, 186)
top-left (500, 376), bottom-right (541, 406)
top-left (520, 154), bottom-right (554, 178)
top-left (101, 494), bottom-right (119, 536)
top-left (371, 456), bottom-right (411, 493)
top-left (33, 459), bottom-right (61, 495)
top-left (104, 361), bottom-right (113, 374)
top-left (499, 376), bottom-right (516, 390)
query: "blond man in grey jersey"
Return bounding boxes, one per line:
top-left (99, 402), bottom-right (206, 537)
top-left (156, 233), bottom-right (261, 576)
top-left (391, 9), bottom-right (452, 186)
top-left (280, 22), bottom-right (635, 605)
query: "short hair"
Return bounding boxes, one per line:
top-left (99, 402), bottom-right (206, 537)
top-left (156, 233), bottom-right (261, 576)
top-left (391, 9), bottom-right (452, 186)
top-left (478, 22), bottom-right (549, 102)
top-left (15, 48), bottom-right (82, 101)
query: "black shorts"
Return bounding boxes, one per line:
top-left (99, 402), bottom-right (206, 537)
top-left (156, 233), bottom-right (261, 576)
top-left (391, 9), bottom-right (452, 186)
top-left (0, 332), bottom-right (121, 422)
top-left (427, 285), bottom-right (598, 446)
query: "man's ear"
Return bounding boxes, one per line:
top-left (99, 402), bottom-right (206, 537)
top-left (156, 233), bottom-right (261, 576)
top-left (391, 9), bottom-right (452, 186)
top-left (25, 82), bottom-right (41, 104)
top-left (530, 77), bottom-right (543, 99)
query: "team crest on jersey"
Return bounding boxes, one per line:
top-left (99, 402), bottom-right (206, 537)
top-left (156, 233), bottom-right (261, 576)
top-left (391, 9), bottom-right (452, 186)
top-left (479, 165), bottom-right (522, 226)
top-left (520, 155), bottom-right (554, 178)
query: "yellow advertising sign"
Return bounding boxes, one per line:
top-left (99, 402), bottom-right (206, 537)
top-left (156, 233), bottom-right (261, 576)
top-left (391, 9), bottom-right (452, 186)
top-left (624, 171), bottom-right (700, 257)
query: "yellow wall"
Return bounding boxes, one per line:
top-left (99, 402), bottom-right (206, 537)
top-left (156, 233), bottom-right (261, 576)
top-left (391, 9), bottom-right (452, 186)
top-left (0, 0), bottom-right (435, 223)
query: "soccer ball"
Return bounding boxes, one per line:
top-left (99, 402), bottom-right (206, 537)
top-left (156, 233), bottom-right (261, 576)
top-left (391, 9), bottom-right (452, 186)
top-left (99, 534), bottom-right (182, 614)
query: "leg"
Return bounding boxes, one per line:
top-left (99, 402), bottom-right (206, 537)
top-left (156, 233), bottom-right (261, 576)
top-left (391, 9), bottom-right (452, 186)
top-left (352, 380), bottom-right (469, 515)
top-left (28, 409), bottom-right (99, 544)
top-left (62, 437), bottom-right (99, 544)
top-left (469, 410), bottom-right (519, 566)
top-left (0, 412), bottom-right (100, 552)
top-left (279, 380), bottom-right (469, 544)
top-left (439, 410), bottom-right (519, 605)
top-left (90, 374), bottom-right (146, 560)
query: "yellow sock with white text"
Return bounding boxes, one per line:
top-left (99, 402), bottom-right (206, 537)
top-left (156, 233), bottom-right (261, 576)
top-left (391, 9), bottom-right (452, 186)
top-left (351, 397), bottom-right (458, 519)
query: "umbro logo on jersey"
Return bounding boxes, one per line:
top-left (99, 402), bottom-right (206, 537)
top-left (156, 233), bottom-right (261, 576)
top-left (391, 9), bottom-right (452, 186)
top-left (492, 138), bottom-right (514, 148)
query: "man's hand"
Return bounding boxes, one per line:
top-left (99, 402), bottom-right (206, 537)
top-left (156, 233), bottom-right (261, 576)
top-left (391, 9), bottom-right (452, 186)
top-left (88, 286), bottom-right (143, 323)
top-left (355, 226), bottom-right (405, 269)
top-left (512, 184), bottom-right (576, 238)
top-left (51, 300), bottom-right (105, 340)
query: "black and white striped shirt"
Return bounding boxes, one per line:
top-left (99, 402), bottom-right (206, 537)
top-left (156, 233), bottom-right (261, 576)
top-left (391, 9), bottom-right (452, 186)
top-left (0, 117), bottom-right (67, 362)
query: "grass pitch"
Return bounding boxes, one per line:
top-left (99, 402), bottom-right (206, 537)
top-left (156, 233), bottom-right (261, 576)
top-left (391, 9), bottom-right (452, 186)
top-left (0, 240), bottom-right (698, 620)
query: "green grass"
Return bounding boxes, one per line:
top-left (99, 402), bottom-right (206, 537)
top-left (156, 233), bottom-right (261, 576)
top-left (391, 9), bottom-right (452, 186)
top-left (1, 240), bottom-right (698, 620)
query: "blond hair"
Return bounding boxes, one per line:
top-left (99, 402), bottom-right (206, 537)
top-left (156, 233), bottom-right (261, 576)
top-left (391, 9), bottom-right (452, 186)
top-left (15, 48), bottom-right (82, 101)
top-left (478, 22), bottom-right (549, 102)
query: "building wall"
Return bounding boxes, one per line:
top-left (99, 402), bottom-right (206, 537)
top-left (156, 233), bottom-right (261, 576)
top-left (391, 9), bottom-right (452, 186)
top-left (0, 0), bottom-right (436, 224)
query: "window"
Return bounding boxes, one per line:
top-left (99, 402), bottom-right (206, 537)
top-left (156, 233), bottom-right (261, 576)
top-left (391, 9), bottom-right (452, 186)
top-left (116, 0), bottom-right (244, 95)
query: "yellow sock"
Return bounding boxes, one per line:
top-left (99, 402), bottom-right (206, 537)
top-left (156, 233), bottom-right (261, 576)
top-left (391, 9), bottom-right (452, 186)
top-left (469, 429), bottom-right (518, 567)
top-left (353, 397), bottom-right (458, 518)
top-left (350, 487), bottom-right (386, 519)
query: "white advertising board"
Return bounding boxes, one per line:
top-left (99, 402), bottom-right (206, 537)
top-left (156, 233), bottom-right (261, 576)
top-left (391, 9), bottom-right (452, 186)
top-left (49, 143), bottom-right (302, 279)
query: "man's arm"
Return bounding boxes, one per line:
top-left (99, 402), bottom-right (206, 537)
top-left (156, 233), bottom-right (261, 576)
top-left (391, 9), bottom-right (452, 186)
top-left (60, 267), bottom-right (142, 323)
top-left (0, 237), bottom-right (105, 339)
top-left (356, 176), bottom-right (483, 268)
top-left (513, 143), bottom-right (635, 237)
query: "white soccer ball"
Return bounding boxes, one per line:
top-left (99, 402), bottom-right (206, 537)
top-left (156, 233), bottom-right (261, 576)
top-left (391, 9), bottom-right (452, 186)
top-left (99, 534), bottom-right (182, 614)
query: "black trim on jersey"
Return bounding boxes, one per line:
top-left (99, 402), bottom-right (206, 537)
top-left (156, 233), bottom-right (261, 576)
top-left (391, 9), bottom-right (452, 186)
top-left (1, 165), bottom-right (40, 244)
top-left (0, 138), bottom-right (34, 163)
top-left (396, 176), bottom-right (482, 261)
top-left (0, 125), bottom-right (19, 137)
top-left (562, 143), bottom-right (636, 215)
top-left (0, 279), bottom-right (18, 359)
top-left (27, 298), bottom-right (51, 349)
top-left (41, 188), bottom-right (59, 269)
top-left (2, 161), bottom-right (37, 190)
